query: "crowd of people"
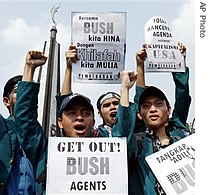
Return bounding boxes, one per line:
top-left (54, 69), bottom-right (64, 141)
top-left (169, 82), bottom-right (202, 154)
top-left (0, 42), bottom-right (193, 195)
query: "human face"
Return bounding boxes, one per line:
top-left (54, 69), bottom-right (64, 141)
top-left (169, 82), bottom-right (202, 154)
top-left (138, 95), bottom-right (171, 130)
top-left (58, 104), bottom-right (95, 137)
top-left (3, 85), bottom-right (18, 117)
top-left (99, 98), bottom-right (119, 127)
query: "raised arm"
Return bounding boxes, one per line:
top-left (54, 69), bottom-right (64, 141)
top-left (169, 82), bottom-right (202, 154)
top-left (134, 44), bottom-right (147, 104)
top-left (56, 45), bottom-right (79, 119)
top-left (120, 70), bottom-right (137, 107)
top-left (136, 44), bottom-right (147, 88)
top-left (171, 42), bottom-right (191, 125)
top-left (61, 45), bottom-right (78, 95)
top-left (112, 70), bottom-right (138, 159)
top-left (15, 50), bottom-right (47, 167)
top-left (134, 44), bottom-right (147, 133)
top-left (112, 70), bottom-right (137, 137)
top-left (23, 51), bottom-right (47, 81)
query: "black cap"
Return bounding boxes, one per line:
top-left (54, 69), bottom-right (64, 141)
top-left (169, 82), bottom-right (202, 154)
top-left (3, 75), bottom-right (22, 97)
top-left (59, 93), bottom-right (94, 117)
top-left (96, 92), bottom-right (120, 111)
top-left (139, 86), bottom-right (170, 108)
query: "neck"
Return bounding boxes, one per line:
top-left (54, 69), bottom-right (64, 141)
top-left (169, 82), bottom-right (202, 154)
top-left (151, 126), bottom-right (170, 146)
top-left (10, 113), bottom-right (15, 119)
top-left (157, 128), bottom-right (170, 145)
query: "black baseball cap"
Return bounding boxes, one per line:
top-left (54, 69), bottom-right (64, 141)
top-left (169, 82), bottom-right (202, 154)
top-left (138, 86), bottom-right (170, 108)
top-left (97, 92), bottom-right (120, 111)
top-left (59, 93), bottom-right (94, 117)
top-left (3, 75), bottom-right (22, 97)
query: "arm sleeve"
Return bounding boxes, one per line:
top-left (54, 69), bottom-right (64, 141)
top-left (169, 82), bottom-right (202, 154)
top-left (172, 67), bottom-right (192, 125)
top-left (134, 86), bottom-right (145, 105)
top-left (111, 104), bottom-right (139, 160)
top-left (14, 81), bottom-right (48, 168)
top-left (133, 86), bottom-right (146, 133)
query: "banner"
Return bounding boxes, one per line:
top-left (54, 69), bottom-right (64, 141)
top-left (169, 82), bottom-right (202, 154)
top-left (46, 137), bottom-right (128, 195)
top-left (144, 16), bottom-right (185, 72)
top-left (146, 134), bottom-right (195, 195)
top-left (71, 12), bottom-right (126, 84)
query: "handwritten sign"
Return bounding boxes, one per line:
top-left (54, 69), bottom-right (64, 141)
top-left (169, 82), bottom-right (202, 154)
top-left (71, 12), bottom-right (126, 84)
top-left (144, 16), bottom-right (185, 72)
top-left (46, 137), bottom-right (128, 195)
top-left (146, 134), bottom-right (195, 195)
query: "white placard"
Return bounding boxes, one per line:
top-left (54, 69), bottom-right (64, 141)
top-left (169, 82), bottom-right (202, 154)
top-left (144, 16), bottom-right (185, 72)
top-left (71, 12), bottom-right (126, 84)
top-left (146, 134), bottom-right (195, 195)
top-left (46, 137), bottom-right (128, 195)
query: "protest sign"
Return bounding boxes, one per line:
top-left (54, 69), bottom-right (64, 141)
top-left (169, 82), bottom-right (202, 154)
top-left (146, 134), bottom-right (195, 195)
top-left (46, 137), bottom-right (128, 195)
top-left (144, 16), bottom-right (185, 72)
top-left (71, 12), bottom-right (126, 84)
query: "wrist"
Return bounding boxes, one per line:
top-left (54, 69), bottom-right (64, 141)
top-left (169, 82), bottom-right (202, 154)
top-left (23, 64), bottom-right (35, 81)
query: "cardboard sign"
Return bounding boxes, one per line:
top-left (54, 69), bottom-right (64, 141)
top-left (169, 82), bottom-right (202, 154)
top-left (146, 134), bottom-right (195, 195)
top-left (144, 16), bottom-right (185, 72)
top-left (71, 12), bottom-right (126, 84)
top-left (46, 137), bottom-right (128, 195)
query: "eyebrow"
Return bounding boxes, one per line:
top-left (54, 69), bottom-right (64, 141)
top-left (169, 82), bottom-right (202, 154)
top-left (65, 105), bottom-right (92, 110)
top-left (102, 99), bottom-right (119, 104)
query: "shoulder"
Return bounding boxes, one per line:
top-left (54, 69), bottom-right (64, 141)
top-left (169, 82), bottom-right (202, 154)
top-left (90, 128), bottom-right (101, 137)
top-left (0, 114), bottom-right (7, 135)
top-left (170, 128), bottom-right (191, 141)
top-left (0, 115), bottom-right (16, 131)
top-left (0, 114), bottom-right (5, 125)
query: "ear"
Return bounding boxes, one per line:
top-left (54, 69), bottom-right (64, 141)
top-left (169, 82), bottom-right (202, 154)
top-left (98, 111), bottom-right (103, 119)
top-left (137, 111), bottom-right (142, 120)
top-left (57, 117), bottom-right (63, 129)
top-left (3, 97), bottom-right (10, 107)
top-left (168, 106), bottom-right (172, 116)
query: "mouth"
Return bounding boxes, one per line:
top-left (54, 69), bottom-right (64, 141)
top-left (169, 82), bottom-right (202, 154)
top-left (74, 125), bottom-right (85, 134)
top-left (149, 115), bottom-right (159, 120)
top-left (75, 126), bottom-right (84, 131)
top-left (110, 112), bottom-right (117, 118)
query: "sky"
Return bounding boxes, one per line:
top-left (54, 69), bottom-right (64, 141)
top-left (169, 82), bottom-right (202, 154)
top-left (0, 0), bottom-right (195, 127)
top-left (0, 0), bottom-right (209, 192)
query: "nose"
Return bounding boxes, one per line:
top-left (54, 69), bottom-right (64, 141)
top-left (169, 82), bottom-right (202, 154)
top-left (149, 104), bottom-right (157, 112)
top-left (110, 103), bottom-right (118, 110)
top-left (110, 103), bottom-right (115, 108)
top-left (75, 111), bottom-right (84, 120)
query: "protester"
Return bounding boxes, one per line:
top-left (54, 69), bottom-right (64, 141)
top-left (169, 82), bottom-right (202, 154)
top-left (96, 91), bottom-right (120, 137)
top-left (96, 91), bottom-right (146, 137)
top-left (133, 42), bottom-right (191, 129)
top-left (0, 113), bottom-right (13, 194)
top-left (14, 46), bottom-right (133, 194)
top-left (0, 75), bottom-right (36, 195)
top-left (112, 42), bottom-right (192, 195)
top-left (57, 93), bottom-right (96, 137)
top-left (55, 45), bottom-right (99, 137)
top-left (57, 45), bottom-right (138, 137)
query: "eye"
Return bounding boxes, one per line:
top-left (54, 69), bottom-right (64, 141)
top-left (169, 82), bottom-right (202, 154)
top-left (66, 111), bottom-right (76, 116)
top-left (82, 110), bottom-right (92, 117)
top-left (141, 103), bottom-right (150, 109)
top-left (112, 101), bottom-right (119, 106)
top-left (13, 88), bottom-right (18, 93)
top-left (156, 101), bottom-right (164, 107)
top-left (103, 103), bottom-right (111, 108)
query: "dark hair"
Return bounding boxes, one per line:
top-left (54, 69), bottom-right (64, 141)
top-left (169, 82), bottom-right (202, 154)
top-left (59, 93), bottom-right (94, 118)
top-left (138, 86), bottom-right (170, 110)
top-left (3, 75), bottom-right (22, 98)
top-left (96, 92), bottom-right (120, 111)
